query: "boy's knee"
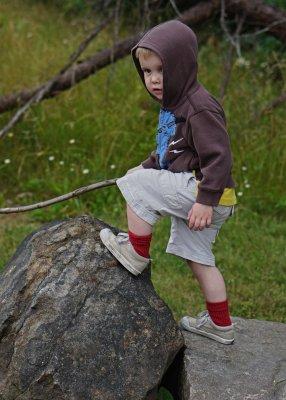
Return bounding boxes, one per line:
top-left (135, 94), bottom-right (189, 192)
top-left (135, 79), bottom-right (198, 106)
top-left (186, 259), bottom-right (198, 276)
top-left (186, 259), bottom-right (216, 276)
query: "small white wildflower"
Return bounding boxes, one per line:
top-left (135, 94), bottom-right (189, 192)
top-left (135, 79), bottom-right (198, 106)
top-left (245, 183), bottom-right (251, 189)
top-left (242, 166), bottom-right (247, 171)
top-left (260, 62), bottom-right (267, 68)
top-left (62, 38), bottom-right (69, 45)
top-left (7, 132), bottom-right (14, 138)
top-left (59, 160), bottom-right (65, 166)
top-left (69, 139), bottom-right (75, 144)
top-left (70, 167), bottom-right (75, 172)
top-left (235, 57), bottom-right (250, 68)
top-left (110, 164), bottom-right (116, 170)
top-left (82, 169), bottom-right (89, 174)
top-left (237, 191), bottom-right (243, 197)
top-left (48, 156), bottom-right (55, 161)
top-left (4, 159), bottom-right (11, 164)
top-left (27, 32), bottom-right (33, 39)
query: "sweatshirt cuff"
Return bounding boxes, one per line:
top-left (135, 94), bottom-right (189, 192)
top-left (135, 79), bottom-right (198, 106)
top-left (141, 159), bottom-right (159, 169)
top-left (196, 189), bottom-right (223, 207)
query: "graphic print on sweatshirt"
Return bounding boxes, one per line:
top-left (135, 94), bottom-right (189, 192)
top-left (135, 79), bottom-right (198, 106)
top-left (156, 109), bottom-right (184, 169)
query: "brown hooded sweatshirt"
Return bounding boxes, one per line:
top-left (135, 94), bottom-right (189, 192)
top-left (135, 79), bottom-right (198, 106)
top-left (132, 20), bottom-right (236, 207)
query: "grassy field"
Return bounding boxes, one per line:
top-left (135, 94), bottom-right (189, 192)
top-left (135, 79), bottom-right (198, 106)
top-left (0, 0), bottom-right (285, 327)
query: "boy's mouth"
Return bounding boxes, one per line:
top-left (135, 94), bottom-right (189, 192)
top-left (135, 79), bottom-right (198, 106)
top-left (152, 88), bottom-right (163, 96)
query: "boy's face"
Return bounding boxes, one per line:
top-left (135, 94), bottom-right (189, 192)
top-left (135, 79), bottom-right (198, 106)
top-left (139, 53), bottom-right (163, 100)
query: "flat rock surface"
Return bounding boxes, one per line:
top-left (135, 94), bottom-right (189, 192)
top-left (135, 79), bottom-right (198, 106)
top-left (0, 215), bottom-right (183, 400)
top-left (180, 317), bottom-right (286, 400)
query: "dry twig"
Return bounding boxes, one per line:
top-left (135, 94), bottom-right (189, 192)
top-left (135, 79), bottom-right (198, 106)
top-left (0, 179), bottom-right (117, 214)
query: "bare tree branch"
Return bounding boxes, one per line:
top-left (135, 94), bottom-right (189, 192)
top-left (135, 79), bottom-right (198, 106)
top-left (241, 18), bottom-right (286, 38)
top-left (144, 0), bottom-right (151, 29)
top-left (219, 9), bottom-right (246, 101)
top-left (220, 0), bottom-right (246, 57)
top-left (219, 44), bottom-right (235, 102)
top-left (0, 179), bottom-right (117, 214)
top-left (226, 0), bottom-right (286, 42)
top-left (220, 0), bottom-right (238, 53)
top-left (169, 0), bottom-right (183, 17)
top-left (0, 16), bottom-right (113, 140)
top-left (256, 91), bottom-right (286, 118)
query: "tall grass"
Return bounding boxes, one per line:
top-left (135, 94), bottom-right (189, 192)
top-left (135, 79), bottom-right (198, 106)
top-left (0, 0), bottom-right (285, 324)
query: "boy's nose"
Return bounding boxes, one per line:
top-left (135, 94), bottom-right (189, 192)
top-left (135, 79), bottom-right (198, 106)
top-left (151, 73), bottom-right (160, 83)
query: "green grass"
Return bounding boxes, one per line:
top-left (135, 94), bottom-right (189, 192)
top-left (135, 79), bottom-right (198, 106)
top-left (0, 0), bottom-right (285, 328)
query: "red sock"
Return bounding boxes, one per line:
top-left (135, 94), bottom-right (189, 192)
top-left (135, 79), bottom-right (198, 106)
top-left (128, 230), bottom-right (152, 258)
top-left (206, 300), bottom-right (232, 327)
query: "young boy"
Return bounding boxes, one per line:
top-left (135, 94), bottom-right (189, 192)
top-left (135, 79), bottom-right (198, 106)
top-left (100, 20), bottom-right (236, 345)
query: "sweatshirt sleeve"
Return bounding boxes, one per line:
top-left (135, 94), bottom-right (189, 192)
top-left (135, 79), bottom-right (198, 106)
top-left (190, 110), bottom-right (233, 206)
top-left (141, 150), bottom-right (160, 169)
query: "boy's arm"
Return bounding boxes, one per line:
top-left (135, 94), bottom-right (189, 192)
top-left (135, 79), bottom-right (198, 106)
top-left (126, 150), bottom-right (158, 175)
top-left (141, 150), bottom-right (159, 169)
top-left (190, 110), bottom-right (233, 207)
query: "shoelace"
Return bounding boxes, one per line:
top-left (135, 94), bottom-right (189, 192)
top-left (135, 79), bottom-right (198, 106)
top-left (196, 311), bottom-right (210, 328)
top-left (116, 232), bottom-right (130, 245)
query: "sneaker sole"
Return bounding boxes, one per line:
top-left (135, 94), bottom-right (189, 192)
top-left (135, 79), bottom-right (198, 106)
top-left (179, 321), bottom-right (234, 345)
top-left (100, 231), bottom-right (141, 276)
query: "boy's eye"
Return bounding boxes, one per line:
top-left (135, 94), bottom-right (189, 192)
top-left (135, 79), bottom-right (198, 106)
top-left (143, 68), bottom-right (151, 74)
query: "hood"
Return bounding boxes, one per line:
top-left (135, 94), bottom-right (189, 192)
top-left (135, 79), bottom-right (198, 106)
top-left (132, 20), bottom-right (199, 111)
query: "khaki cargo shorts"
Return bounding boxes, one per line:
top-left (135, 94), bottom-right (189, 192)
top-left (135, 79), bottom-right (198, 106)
top-left (116, 169), bottom-right (234, 267)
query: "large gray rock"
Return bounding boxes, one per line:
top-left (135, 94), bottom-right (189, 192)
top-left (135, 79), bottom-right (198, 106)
top-left (180, 317), bottom-right (286, 400)
top-left (0, 215), bottom-right (184, 400)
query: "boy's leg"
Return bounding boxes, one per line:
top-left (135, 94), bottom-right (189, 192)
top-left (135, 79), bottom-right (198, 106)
top-left (186, 261), bottom-right (227, 303)
top-left (100, 169), bottom-right (163, 275)
top-left (165, 202), bottom-right (235, 343)
top-left (127, 204), bottom-right (152, 258)
top-left (186, 260), bottom-right (231, 327)
top-left (127, 204), bottom-right (152, 236)
top-left (179, 259), bottom-right (234, 344)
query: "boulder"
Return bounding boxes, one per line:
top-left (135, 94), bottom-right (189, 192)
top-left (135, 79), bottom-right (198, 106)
top-left (180, 317), bottom-right (286, 400)
top-left (0, 215), bottom-right (184, 400)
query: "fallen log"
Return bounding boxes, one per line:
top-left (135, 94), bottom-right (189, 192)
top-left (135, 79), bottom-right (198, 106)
top-left (1, 0), bottom-right (285, 115)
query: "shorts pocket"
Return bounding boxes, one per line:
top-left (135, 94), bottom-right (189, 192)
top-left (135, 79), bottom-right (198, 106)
top-left (212, 205), bottom-right (233, 229)
top-left (158, 171), bottom-right (181, 209)
top-left (214, 205), bottom-right (233, 217)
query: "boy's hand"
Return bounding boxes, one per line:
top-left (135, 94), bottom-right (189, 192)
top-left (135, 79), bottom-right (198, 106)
top-left (188, 203), bottom-right (213, 231)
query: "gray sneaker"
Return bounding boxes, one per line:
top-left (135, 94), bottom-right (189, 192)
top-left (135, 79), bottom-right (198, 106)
top-left (99, 228), bottom-right (150, 276)
top-left (180, 311), bottom-right (234, 345)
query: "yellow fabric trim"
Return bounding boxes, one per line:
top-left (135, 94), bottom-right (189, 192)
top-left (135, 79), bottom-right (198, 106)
top-left (219, 187), bottom-right (237, 206)
top-left (194, 179), bottom-right (237, 206)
